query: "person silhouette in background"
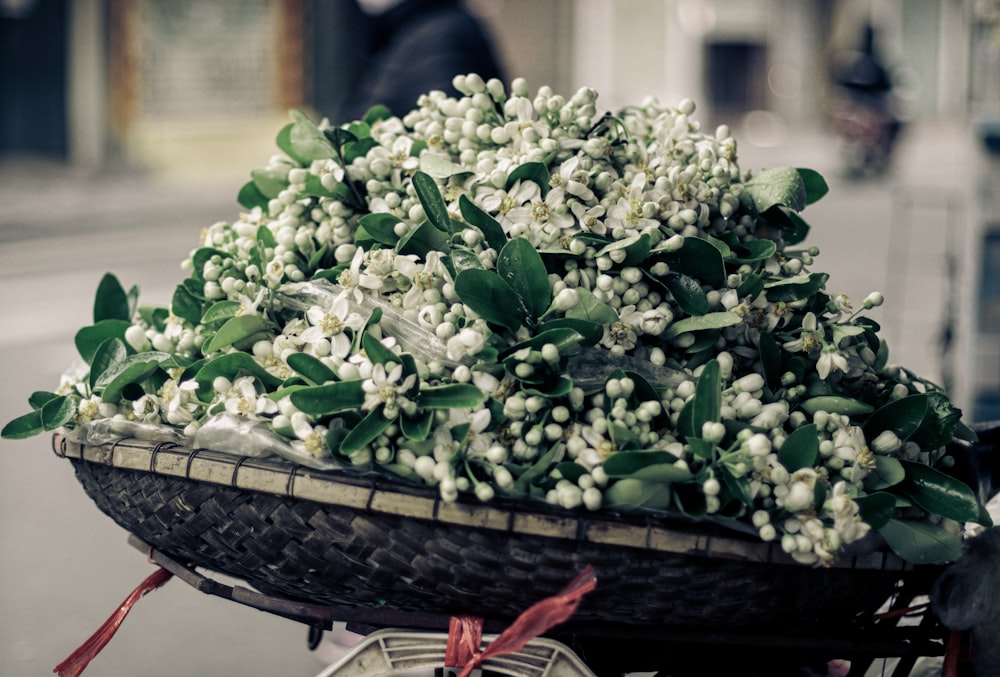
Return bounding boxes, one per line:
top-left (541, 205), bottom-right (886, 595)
top-left (339, 0), bottom-right (506, 123)
top-left (829, 22), bottom-right (904, 176)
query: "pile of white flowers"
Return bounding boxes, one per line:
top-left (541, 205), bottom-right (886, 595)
top-left (6, 75), bottom-right (986, 566)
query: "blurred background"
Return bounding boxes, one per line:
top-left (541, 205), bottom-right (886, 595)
top-left (1, 0), bottom-right (999, 675)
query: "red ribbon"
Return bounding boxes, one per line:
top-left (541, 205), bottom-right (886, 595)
top-left (444, 565), bottom-right (597, 677)
top-left (53, 567), bottom-right (173, 677)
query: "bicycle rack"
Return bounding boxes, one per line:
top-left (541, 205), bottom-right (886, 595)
top-left (314, 629), bottom-right (596, 677)
top-left (128, 535), bottom-right (950, 677)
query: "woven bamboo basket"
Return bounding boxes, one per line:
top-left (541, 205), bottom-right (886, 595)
top-left (54, 433), bottom-right (925, 633)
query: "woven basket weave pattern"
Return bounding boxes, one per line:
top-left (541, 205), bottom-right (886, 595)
top-left (59, 435), bottom-right (918, 630)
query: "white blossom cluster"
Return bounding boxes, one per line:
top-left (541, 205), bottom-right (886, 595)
top-left (49, 75), bottom-right (976, 567)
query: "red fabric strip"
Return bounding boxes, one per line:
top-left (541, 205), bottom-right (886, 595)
top-left (53, 567), bottom-right (173, 677)
top-left (454, 565), bottom-right (597, 677)
top-left (444, 615), bottom-right (484, 668)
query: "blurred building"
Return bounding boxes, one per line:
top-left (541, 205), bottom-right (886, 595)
top-left (2, 0), bottom-right (999, 416)
top-left (3, 0), bottom-right (995, 166)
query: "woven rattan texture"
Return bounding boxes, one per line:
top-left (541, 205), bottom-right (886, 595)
top-left (71, 457), bottom-right (909, 630)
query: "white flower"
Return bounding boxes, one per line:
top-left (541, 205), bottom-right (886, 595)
top-left (816, 348), bottom-right (849, 380)
top-left (782, 312), bottom-right (823, 354)
top-left (131, 394), bottom-right (162, 424)
top-left (289, 411), bottom-right (329, 458)
top-left (361, 362), bottom-right (418, 418)
top-left (223, 376), bottom-right (278, 420)
top-left (300, 293), bottom-right (363, 359)
top-left (160, 378), bottom-right (200, 426)
top-left (446, 327), bottom-right (487, 361)
top-left (605, 172), bottom-right (659, 238)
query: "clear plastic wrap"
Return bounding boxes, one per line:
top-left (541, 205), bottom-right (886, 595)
top-left (193, 412), bottom-right (342, 471)
top-left (277, 279), bottom-right (469, 369)
top-left (63, 419), bottom-right (187, 446)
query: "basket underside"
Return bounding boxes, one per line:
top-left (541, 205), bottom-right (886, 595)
top-left (58, 435), bottom-right (923, 631)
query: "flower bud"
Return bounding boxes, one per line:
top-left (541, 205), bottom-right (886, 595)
top-left (552, 287), bottom-right (580, 311)
top-left (870, 430), bottom-right (902, 453)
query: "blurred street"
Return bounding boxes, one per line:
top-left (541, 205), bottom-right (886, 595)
top-left (0, 115), bottom-right (987, 676)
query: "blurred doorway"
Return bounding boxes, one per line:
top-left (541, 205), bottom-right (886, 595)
top-left (0, 0), bottom-right (69, 159)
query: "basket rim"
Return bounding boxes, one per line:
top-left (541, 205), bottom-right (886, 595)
top-left (52, 432), bottom-right (911, 573)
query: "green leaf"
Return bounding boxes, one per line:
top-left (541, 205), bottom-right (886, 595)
top-left (447, 247), bottom-right (486, 274)
top-left (256, 224), bottom-right (277, 248)
top-left (853, 492), bottom-right (897, 530)
top-left (781, 209), bottom-right (812, 246)
top-left (412, 171), bottom-right (455, 234)
top-left (691, 359), bottom-right (721, 433)
top-left (603, 451), bottom-right (693, 482)
top-left (727, 239), bottom-right (777, 264)
top-left (864, 394), bottom-right (928, 441)
top-left (898, 460), bottom-right (982, 523)
top-left (195, 352), bottom-right (283, 391)
top-left (415, 384), bottom-right (487, 409)
top-left (89, 337), bottom-right (127, 391)
top-left (778, 423), bottom-right (819, 472)
top-left (720, 465), bottom-right (754, 508)
top-left (877, 518), bottom-right (963, 564)
top-left (604, 478), bottom-right (673, 510)
top-left (95, 352), bottom-right (170, 403)
top-left (496, 237), bottom-right (551, 321)
top-left (202, 315), bottom-right (270, 354)
top-left (764, 272), bottom-right (829, 303)
top-left (40, 395), bottom-right (76, 431)
top-left (94, 273), bottom-right (131, 323)
top-left (286, 352), bottom-right (337, 385)
top-left (864, 455), bottom-right (906, 491)
top-left (75, 320), bottom-right (131, 365)
top-left (396, 220), bottom-right (450, 259)
top-left (454, 269), bottom-right (524, 332)
top-left (800, 396), bottom-right (874, 417)
top-left (758, 332), bottom-right (782, 389)
top-left (237, 180), bottom-right (269, 210)
top-left (251, 166), bottom-right (289, 199)
top-left (537, 318), bottom-right (603, 345)
top-left (909, 391), bottom-right (963, 450)
top-left (340, 407), bottom-right (393, 455)
top-left (201, 300), bottom-right (242, 325)
top-left (363, 104), bottom-right (392, 125)
top-left (288, 110), bottom-right (336, 161)
top-left (522, 375), bottom-right (574, 399)
top-left (797, 168), bottom-right (829, 205)
top-left (171, 284), bottom-right (203, 326)
top-left (358, 213), bottom-right (402, 246)
top-left (664, 272), bottom-right (709, 316)
top-left (505, 162), bottom-right (550, 197)
top-left (650, 237), bottom-right (726, 288)
top-left (1, 409), bottom-right (45, 439)
top-left (663, 312), bottom-right (742, 340)
top-left (361, 332), bottom-right (398, 366)
top-left (28, 391), bottom-right (62, 409)
top-left (737, 273), bottom-right (765, 299)
top-left (400, 410), bottom-right (434, 441)
top-left (420, 153), bottom-right (471, 179)
top-left (502, 327), bottom-right (587, 360)
top-left (595, 233), bottom-right (651, 267)
top-left (552, 461), bottom-right (588, 483)
top-left (677, 434), bottom-right (715, 461)
top-left (742, 166), bottom-right (807, 213)
top-left (563, 288), bottom-right (618, 325)
top-left (289, 380), bottom-right (365, 416)
top-left (607, 421), bottom-right (640, 451)
top-left (514, 442), bottom-right (564, 492)
top-left (458, 194), bottom-right (507, 252)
